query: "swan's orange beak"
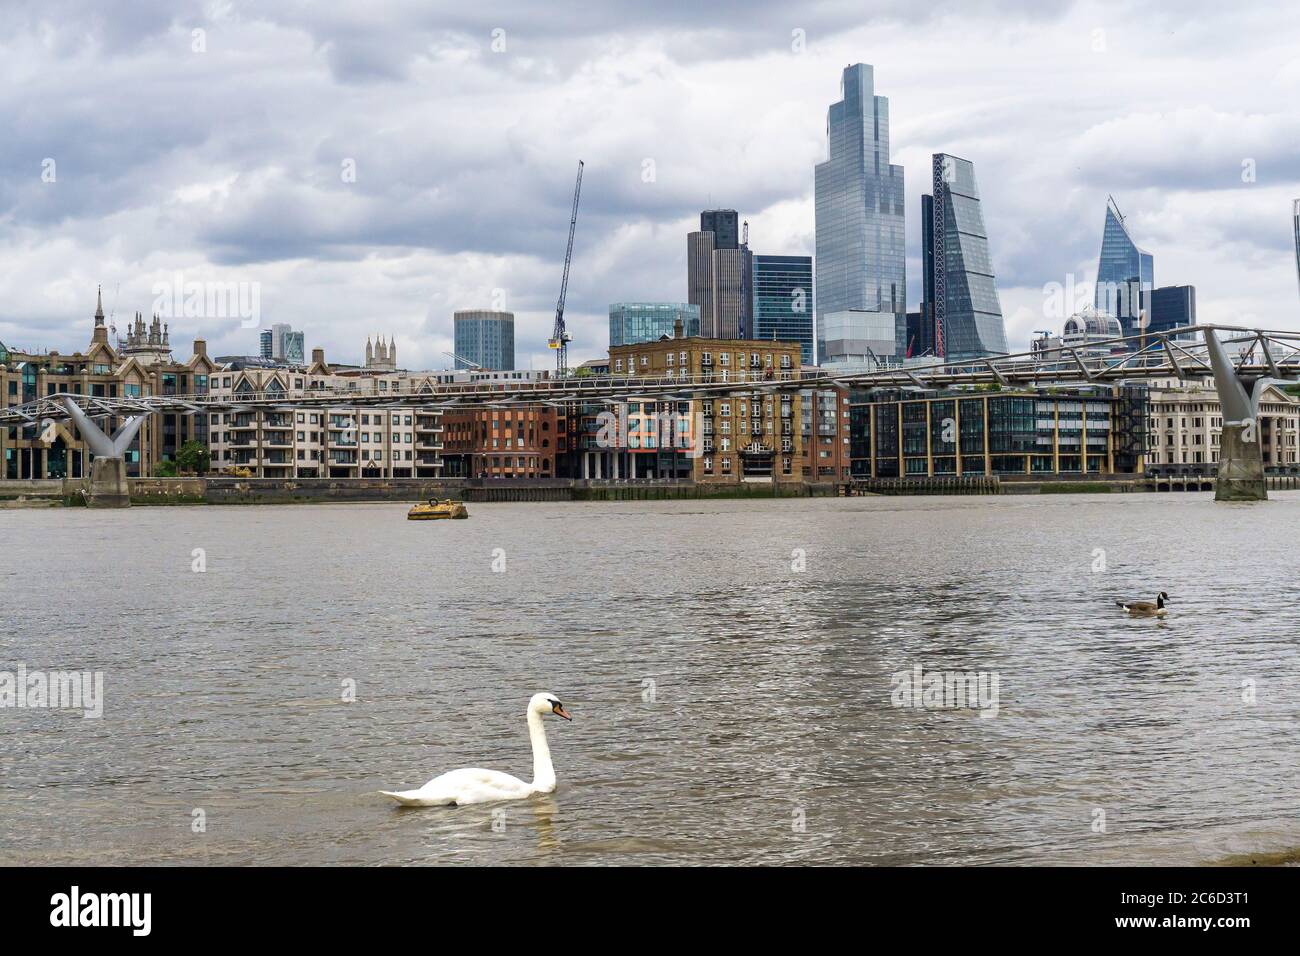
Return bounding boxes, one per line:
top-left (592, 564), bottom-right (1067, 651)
top-left (553, 705), bottom-right (572, 721)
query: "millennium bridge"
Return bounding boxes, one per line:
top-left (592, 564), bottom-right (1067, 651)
top-left (4, 325), bottom-right (1299, 504)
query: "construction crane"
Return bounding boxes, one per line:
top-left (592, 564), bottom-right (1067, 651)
top-left (548, 160), bottom-right (583, 377)
top-left (442, 350), bottom-right (482, 371)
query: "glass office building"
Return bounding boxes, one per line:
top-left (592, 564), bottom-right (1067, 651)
top-left (608, 303), bottom-right (700, 347)
top-left (453, 310), bottom-right (515, 370)
top-left (849, 386), bottom-right (1149, 478)
top-left (925, 154), bottom-right (1008, 361)
top-left (1146, 285), bottom-right (1196, 339)
top-left (814, 63), bottom-right (906, 366)
top-left (752, 255), bottom-right (814, 364)
top-left (1095, 196), bottom-right (1153, 342)
top-left (819, 310), bottom-right (904, 366)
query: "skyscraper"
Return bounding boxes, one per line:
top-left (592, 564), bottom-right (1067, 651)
top-left (687, 230), bottom-right (716, 335)
top-left (700, 209), bottom-right (740, 251)
top-left (923, 153), bottom-right (1008, 361)
top-left (1095, 196), bottom-right (1153, 341)
top-left (453, 310), bottom-right (515, 370)
top-left (753, 255), bottom-right (814, 364)
top-left (814, 63), bottom-right (906, 366)
top-left (1147, 285), bottom-right (1196, 339)
top-left (687, 209), bottom-right (752, 338)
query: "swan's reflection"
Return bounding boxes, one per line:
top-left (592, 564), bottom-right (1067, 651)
top-left (529, 793), bottom-right (560, 852)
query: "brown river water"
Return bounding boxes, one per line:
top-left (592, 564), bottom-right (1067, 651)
top-left (1, 494), bottom-right (1298, 865)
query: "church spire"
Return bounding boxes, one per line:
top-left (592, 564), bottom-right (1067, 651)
top-left (91, 285), bottom-right (109, 345)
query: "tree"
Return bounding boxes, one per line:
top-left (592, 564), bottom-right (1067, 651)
top-left (175, 440), bottom-right (211, 475)
top-left (155, 459), bottom-right (178, 478)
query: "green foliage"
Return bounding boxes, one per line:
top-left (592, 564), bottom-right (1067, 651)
top-left (175, 440), bottom-right (211, 475)
top-left (155, 459), bottom-right (178, 478)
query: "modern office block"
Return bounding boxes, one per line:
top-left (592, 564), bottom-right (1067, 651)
top-left (814, 63), bottom-right (906, 365)
top-left (453, 310), bottom-right (515, 370)
top-left (1095, 196), bottom-right (1154, 341)
top-left (923, 154), bottom-right (1008, 361)
top-left (753, 255), bottom-right (814, 365)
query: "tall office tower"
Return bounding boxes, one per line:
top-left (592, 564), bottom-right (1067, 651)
top-left (924, 153), bottom-right (1009, 361)
top-left (753, 255), bottom-right (814, 364)
top-left (453, 310), bottom-right (515, 370)
top-left (1095, 195), bottom-right (1153, 342)
top-left (1146, 286), bottom-right (1197, 339)
top-left (814, 63), bottom-right (906, 366)
top-left (687, 230), bottom-right (716, 335)
top-left (688, 210), bottom-right (751, 338)
top-left (609, 303), bottom-right (700, 347)
top-left (259, 328), bottom-right (273, 359)
top-left (711, 244), bottom-right (752, 338)
top-left (700, 209), bottom-right (740, 251)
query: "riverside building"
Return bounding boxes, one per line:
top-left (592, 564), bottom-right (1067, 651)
top-left (849, 385), bottom-right (1151, 478)
top-left (603, 323), bottom-right (804, 483)
top-left (1144, 376), bottom-right (1300, 474)
top-left (1, 290), bottom-right (218, 479)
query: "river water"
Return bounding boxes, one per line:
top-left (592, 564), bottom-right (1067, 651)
top-left (2, 494), bottom-right (1298, 866)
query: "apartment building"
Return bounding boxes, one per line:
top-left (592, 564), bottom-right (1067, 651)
top-left (441, 404), bottom-right (568, 478)
top-left (204, 356), bottom-right (445, 478)
top-left (606, 325), bottom-right (804, 483)
top-left (801, 386), bottom-right (851, 481)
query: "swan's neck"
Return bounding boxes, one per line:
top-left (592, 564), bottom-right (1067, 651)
top-left (527, 709), bottom-right (556, 793)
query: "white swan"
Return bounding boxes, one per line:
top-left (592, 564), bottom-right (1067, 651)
top-left (380, 692), bottom-right (572, 807)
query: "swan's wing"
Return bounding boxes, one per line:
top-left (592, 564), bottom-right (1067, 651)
top-left (381, 768), bottom-right (531, 807)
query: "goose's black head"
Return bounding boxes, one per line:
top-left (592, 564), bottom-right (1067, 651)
top-left (1157, 591), bottom-right (1169, 606)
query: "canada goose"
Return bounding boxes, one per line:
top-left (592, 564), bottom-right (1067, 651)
top-left (1116, 592), bottom-right (1169, 617)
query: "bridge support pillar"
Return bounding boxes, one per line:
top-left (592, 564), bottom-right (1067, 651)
top-left (1215, 424), bottom-right (1266, 501)
top-left (59, 397), bottom-right (146, 509)
top-left (85, 456), bottom-right (132, 508)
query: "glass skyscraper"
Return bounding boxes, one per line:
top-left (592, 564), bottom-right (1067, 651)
top-left (924, 153), bottom-right (1008, 361)
top-left (1147, 285), bottom-right (1196, 339)
top-left (609, 303), bottom-right (700, 347)
top-left (1095, 196), bottom-right (1153, 341)
top-left (814, 63), bottom-right (906, 366)
top-left (453, 310), bottom-right (515, 369)
top-left (752, 255), bottom-right (814, 364)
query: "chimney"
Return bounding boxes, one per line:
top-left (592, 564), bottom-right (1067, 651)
top-left (312, 347), bottom-right (326, 366)
top-left (193, 338), bottom-right (207, 358)
top-left (674, 317), bottom-right (684, 339)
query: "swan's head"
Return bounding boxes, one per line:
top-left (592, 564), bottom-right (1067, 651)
top-left (530, 692), bottom-right (571, 721)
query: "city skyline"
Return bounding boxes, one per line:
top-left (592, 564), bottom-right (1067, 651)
top-left (2, 3), bottom-right (1299, 372)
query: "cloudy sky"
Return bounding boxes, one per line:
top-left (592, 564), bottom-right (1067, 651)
top-left (2, 0), bottom-right (1298, 369)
